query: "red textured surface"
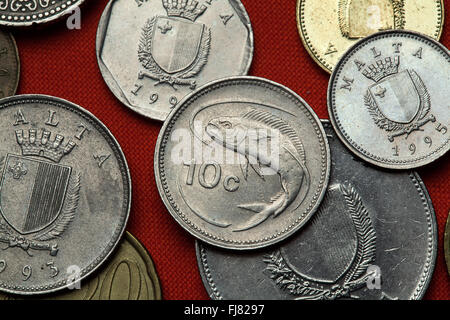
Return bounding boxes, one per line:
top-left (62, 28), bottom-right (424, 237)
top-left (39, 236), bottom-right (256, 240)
top-left (11, 0), bottom-right (449, 300)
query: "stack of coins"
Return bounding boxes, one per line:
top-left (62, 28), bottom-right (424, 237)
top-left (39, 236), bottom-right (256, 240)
top-left (0, 0), bottom-right (447, 300)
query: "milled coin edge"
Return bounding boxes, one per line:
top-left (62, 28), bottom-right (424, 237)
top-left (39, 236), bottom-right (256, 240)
top-left (155, 76), bottom-right (331, 250)
top-left (0, 0), bottom-right (86, 27)
top-left (195, 120), bottom-right (438, 300)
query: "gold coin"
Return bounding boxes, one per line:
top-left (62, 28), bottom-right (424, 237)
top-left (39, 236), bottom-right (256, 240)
top-left (297, 0), bottom-right (444, 73)
top-left (445, 211), bottom-right (450, 276)
top-left (0, 232), bottom-right (162, 300)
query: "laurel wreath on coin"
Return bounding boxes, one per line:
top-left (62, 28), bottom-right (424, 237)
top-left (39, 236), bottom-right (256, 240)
top-left (264, 184), bottom-right (377, 300)
top-left (0, 156), bottom-right (81, 256)
top-left (364, 70), bottom-right (435, 142)
top-left (137, 17), bottom-right (211, 90)
top-left (338, 0), bottom-right (405, 38)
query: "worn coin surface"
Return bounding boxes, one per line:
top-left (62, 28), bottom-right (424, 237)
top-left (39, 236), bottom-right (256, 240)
top-left (0, 232), bottom-right (161, 300)
top-left (0, 0), bottom-right (85, 27)
top-left (297, 0), bottom-right (444, 73)
top-left (155, 76), bottom-right (330, 250)
top-left (445, 212), bottom-right (450, 276)
top-left (97, 0), bottom-right (254, 122)
top-left (197, 120), bottom-right (437, 300)
top-left (0, 31), bottom-right (19, 98)
top-left (0, 95), bottom-right (131, 295)
top-left (328, 30), bottom-right (449, 170)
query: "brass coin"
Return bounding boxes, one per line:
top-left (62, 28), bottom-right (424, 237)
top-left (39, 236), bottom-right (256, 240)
top-left (445, 211), bottom-right (450, 276)
top-left (0, 232), bottom-right (162, 300)
top-left (297, 0), bottom-right (444, 73)
top-left (0, 30), bottom-right (19, 98)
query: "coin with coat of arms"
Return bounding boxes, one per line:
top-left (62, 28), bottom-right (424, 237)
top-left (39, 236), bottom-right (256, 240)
top-left (328, 30), bottom-right (449, 170)
top-left (96, 0), bottom-right (254, 122)
top-left (155, 76), bottom-right (330, 250)
top-left (196, 120), bottom-right (437, 300)
top-left (0, 0), bottom-right (85, 26)
top-left (0, 95), bottom-right (131, 295)
top-left (297, 0), bottom-right (444, 73)
top-left (0, 232), bottom-right (161, 300)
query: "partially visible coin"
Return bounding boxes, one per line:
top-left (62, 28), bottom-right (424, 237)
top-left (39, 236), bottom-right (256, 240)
top-left (0, 1), bottom-right (85, 27)
top-left (97, 0), bottom-right (254, 121)
top-left (196, 121), bottom-right (437, 300)
top-left (328, 30), bottom-right (449, 170)
top-left (0, 232), bottom-right (162, 300)
top-left (445, 212), bottom-right (450, 276)
top-left (0, 31), bottom-right (19, 98)
top-left (0, 95), bottom-right (131, 295)
top-left (155, 76), bottom-right (330, 250)
top-left (297, 0), bottom-right (444, 73)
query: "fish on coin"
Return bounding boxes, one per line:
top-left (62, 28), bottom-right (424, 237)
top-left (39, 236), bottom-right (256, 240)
top-left (196, 120), bottom-right (437, 300)
top-left (205, 110), bottom-right (310, 232)
top-left (155, 76), bottom-right (330, 250)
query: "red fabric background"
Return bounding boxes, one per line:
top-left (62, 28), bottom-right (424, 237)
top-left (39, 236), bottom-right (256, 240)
top-left (11, 0), bottom-right (449, 300)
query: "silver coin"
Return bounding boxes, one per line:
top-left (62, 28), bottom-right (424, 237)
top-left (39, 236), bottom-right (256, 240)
top-left (155, 76), bottom-right (330, 250)
top-left (0, 1), bottom-right (85, 27)
top-left (197, 120), bottom-right (437, 300)
top-left (0, 95), bottom-right (131, 295)
top-left (328, 30), bottom-right (449, 170)
top-left (96, 0), bottom-right (254, 122)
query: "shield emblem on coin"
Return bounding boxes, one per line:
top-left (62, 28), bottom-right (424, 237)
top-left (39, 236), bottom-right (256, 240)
top-left (0, 154), bottom-right (71, 235)
top-left (280, 186), bottom-right (358, 283)
top-left (151, 17), bottom-right (204, 74)
top-left (369, 70), bottom-right (420, 124)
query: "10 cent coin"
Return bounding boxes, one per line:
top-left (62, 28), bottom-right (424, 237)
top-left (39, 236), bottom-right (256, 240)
top-left (155, 76), bottom-right (330, 250)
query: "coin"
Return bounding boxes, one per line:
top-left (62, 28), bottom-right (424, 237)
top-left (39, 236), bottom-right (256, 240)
top-left (196, 120), bottom-right (437, 300)
top-left (445, 212), bottom-right (450, 276)
top-left (328, 30), bottom-right (449, 170)
top-left (96, 0), bottom-right (254, 122)
top-left (0, 1), bottom-right (85, 27)
top-left (297, 0), bottom-right (444, 73)
top-left (155, 76), bottom-right (330, 250)
top-left (0, 232), bottom-right (161, 300)
top-left (0, 31), bottom-right (19, 98)
top-left (0, 95), bottom-right (131, 295)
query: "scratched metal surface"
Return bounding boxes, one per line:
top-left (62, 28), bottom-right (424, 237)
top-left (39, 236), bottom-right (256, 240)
top-left (196, 121), bottom-right (437, 300)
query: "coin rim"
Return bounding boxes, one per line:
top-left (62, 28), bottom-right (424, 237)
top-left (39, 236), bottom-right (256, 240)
top-left (0, 94), bottom-right (132, 295)
top-left (327, 29), bottom-right (450, 170)
top-left (96, 0), bottom-right (255, 122)
top-left (296, 0), bottom-right (445, 74)
top-left (155, 76), bottom-right (331, 250)
top-left (445, 212), bottom-right (450, 276)
top-left (0, 0), bottom-right (86, 27)
top-left (195, 120), bottom-right (438, 300)
top-left (124, 232), bottom-right (162, 300)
